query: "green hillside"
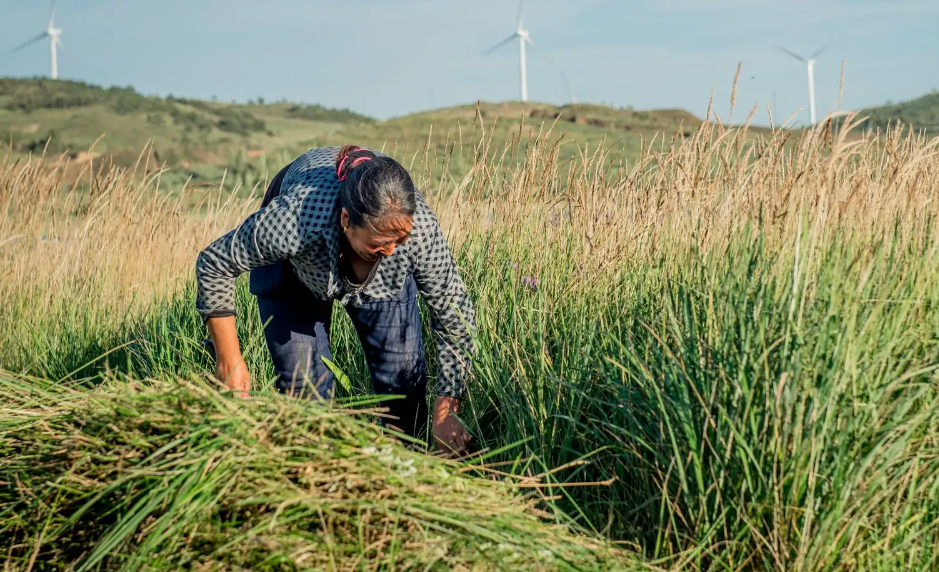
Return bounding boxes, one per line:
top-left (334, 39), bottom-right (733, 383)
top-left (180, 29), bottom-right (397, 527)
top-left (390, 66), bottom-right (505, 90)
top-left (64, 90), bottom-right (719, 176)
top-left (0, 78), bottom-right (372, 185)
top-left (1, 77), bottom-right (715, 191)
top-left (848, 91), bottom-right (939, 134)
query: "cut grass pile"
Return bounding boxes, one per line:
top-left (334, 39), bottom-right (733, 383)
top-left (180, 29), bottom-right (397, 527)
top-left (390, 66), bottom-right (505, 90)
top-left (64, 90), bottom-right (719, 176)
top-left (0, 373), bottom-right (640, 571)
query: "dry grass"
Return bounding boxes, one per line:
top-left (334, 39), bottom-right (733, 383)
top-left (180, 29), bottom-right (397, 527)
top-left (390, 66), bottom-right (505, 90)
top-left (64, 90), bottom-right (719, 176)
top-left (0, 145), bottom-right (250, 307)
top-left (6, 113), bottom-right (934, 328)
top-left (436, 112), bottom-right (939, 270)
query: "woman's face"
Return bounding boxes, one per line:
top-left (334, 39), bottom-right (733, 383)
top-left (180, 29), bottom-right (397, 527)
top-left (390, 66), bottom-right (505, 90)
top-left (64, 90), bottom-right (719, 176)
top-left (341, 208), bottom-right (413, 262)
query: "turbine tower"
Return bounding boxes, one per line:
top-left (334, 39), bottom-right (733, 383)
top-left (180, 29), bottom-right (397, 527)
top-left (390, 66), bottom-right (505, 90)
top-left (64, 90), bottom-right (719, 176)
top-left (12, 3), bottom-right (64, 80)
top-left (485, 1), bottom-right (534, 102)
top-left (776, 45), bottom-right (827, 125)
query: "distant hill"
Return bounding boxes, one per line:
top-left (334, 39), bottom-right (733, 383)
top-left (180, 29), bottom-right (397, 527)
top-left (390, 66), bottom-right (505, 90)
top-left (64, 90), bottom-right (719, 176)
top-left (0, 78), bottom-right (371, 163)
top-left (0, 77), bottom-right (719, 192)
top-left (846, 92), bottom-right (939, 135)
top-left (396, 100), bottom-right (700, 132)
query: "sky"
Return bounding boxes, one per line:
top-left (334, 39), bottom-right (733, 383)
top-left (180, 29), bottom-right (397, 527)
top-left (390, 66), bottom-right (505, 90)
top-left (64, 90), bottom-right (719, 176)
top-left (1, 0), bottom-right (938, 125)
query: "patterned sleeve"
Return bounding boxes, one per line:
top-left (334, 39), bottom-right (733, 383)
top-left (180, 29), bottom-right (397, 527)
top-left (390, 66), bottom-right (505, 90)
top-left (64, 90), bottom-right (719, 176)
top-left (411, 201), bottom-right (476, 399)
top-left (195, 193), bottom-right (314, 319)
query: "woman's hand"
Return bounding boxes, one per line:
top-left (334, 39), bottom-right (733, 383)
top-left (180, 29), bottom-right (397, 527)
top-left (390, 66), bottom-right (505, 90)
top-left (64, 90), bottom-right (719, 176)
top-left (433, 396), bottom-right (472, 457)
top-left (216, 357), bottom-right (251, 398)
top-left (206, 316), bottom-right (249, 398)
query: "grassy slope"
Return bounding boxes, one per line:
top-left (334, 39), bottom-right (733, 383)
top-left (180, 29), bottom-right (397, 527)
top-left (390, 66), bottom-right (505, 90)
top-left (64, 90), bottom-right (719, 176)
top-left (0, 77), bottom-right (733, 191)
top-left (844, 91), bottom-right (939, 134)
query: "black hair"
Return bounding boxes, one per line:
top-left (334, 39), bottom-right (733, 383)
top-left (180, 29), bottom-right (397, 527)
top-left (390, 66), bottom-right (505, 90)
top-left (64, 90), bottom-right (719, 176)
top-left (336, 145), bottom-right (417, 230)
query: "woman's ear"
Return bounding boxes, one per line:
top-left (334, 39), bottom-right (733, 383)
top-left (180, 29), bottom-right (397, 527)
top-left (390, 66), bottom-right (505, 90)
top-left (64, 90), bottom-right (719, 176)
top-left (340, 208), bottom-right (350, 230)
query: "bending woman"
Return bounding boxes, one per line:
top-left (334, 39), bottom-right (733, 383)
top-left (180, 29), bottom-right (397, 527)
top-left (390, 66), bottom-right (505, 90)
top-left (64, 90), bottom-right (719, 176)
top-left (195, 145), bottom-right (475, 455)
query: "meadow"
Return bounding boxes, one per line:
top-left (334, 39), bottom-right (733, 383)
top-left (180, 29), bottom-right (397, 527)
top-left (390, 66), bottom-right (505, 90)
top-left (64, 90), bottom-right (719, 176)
top-left (3, 106), bottom-right (939, 571)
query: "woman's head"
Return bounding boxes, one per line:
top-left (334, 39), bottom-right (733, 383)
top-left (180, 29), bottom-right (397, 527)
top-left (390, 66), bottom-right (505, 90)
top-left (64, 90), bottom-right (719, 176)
top-left (335, 145), bottom-right (416, 262)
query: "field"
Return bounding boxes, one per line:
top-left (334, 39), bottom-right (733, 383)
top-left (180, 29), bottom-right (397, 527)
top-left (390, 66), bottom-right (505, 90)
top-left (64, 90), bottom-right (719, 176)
top-left (3, 102), bottom-right (939, 571)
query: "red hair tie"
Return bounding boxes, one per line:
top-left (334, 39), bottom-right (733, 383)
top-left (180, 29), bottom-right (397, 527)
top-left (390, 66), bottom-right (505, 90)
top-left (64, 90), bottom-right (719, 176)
top-left (337, 148), bottom-right (372, 182)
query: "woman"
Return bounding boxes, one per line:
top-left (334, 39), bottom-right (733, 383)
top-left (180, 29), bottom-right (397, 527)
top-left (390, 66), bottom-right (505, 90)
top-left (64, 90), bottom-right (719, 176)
top-left (195, 145), bottom-right (474, 455)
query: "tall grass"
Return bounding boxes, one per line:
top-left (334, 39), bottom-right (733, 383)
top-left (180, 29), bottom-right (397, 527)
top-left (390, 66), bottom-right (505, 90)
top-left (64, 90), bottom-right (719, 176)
top-left (3, 111), bottom-right (939, 570)
top-left (0, 145), bottom-right (252, 376)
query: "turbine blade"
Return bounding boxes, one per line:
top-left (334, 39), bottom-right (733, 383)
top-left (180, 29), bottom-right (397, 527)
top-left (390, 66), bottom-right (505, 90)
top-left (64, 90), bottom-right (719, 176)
top-left (524, 36), bottom-right (535, 47)
top-left (811, 44), bottom-right (829, 59)
top-left (48, 0), bottom-right (57, 28)
top-left (55, 36), bottom-right (79, 70)
top-left (484, 34), bottom-right (518, 55)
top-left (517, 0), bottom-right (524, 29)
top-left (774, 45), bottom-right (806, 63)
top-left (12, 33), bottom-right (48, 54)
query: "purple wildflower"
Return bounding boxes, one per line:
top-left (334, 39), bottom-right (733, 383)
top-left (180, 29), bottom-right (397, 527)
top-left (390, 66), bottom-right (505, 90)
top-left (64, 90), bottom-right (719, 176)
top-left (521, 276), bottom-right (540, 291)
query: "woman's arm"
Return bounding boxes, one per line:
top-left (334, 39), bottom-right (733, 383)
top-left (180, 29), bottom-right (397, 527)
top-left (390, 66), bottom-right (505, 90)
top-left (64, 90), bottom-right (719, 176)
top-left (411, 204), bottom-right (476, 399)
top-left (410, 201), bottom-right (476, 454)
top-left (196, 192), bottom-right (316, 393)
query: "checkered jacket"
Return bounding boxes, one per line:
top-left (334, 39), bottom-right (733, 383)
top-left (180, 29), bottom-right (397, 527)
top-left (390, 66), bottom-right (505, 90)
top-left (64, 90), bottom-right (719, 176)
top-left (195, 146), bottom-right (475, 398)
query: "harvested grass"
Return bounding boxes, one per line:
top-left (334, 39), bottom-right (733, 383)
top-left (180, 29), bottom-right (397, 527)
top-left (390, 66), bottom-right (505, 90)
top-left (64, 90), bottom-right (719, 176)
top-left (0, 373), bottom-right (640, 571)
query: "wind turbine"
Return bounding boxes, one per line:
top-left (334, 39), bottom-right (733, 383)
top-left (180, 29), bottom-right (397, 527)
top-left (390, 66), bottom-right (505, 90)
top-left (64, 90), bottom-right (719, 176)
top-left (776, 45), bottom-right (827, 125)
top-left (12, 3), bottom-right (64, 80)
top-left (485, 1), bottom-right (533, 102)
